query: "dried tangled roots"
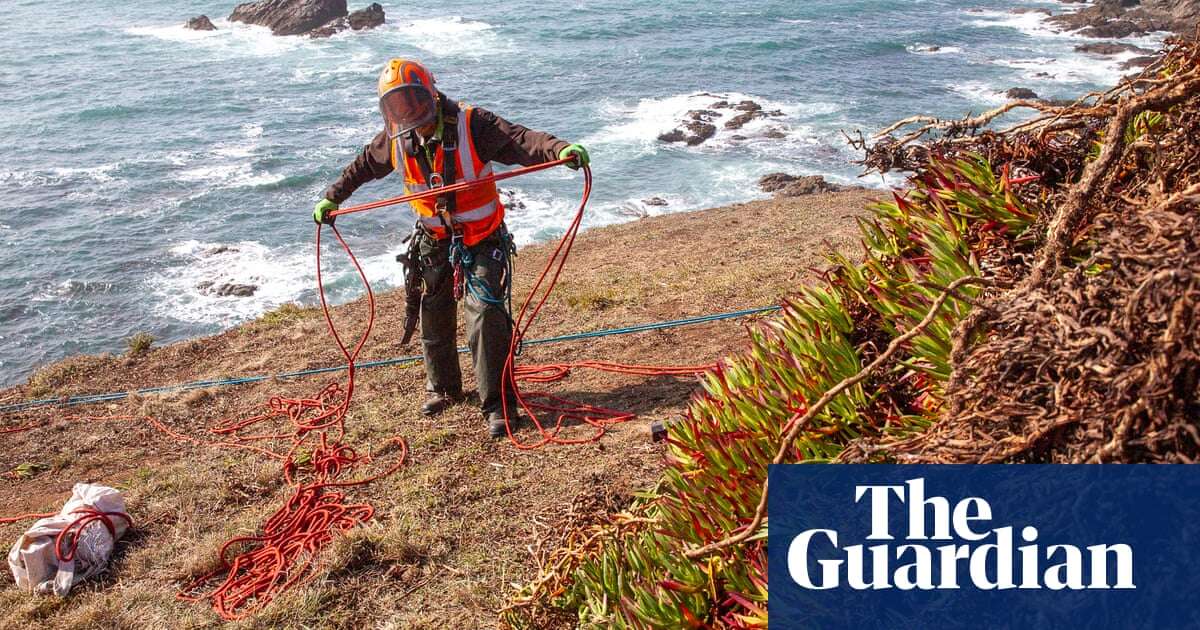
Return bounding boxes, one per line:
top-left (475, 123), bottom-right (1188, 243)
top-left (849, 35), bottom-right (1200, 464)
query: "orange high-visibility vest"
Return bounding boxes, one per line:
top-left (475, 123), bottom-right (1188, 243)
top-left (391, 105), bottom-right (503, 246)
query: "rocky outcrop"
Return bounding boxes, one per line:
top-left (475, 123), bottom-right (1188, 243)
top-left (1005, 87), bottom-right (1039, 100)
top-left (186, 15), bottom-right (217, 31)
top-left (229, 0), bottom-right (347, 36)
top-left (758, 173), bottom-right (858, 198)
top-left (642, 197), bottom-right (669, 206)
top-left (347, 2), bottom-right (385, 29)
top-left (499, 189), bottom-right (526, 211)
top-left (1121, 55), bottom-right (1158, 69)
top-left (309, 2), bottom-right (385, 38)
top-left (658, 109), bottom-right (718, 146)
top-left (1047, 0), bottom-right (1200, 37)
top-left (197, 281), bottom-right (258, 297)
top-left (1075, 42), bottom-right (1156, 56)
top-left (658, 98), bottom-right (784, 146)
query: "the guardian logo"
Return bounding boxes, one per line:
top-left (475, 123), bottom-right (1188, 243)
top-left (787, 478), bottom-right (1135, 591)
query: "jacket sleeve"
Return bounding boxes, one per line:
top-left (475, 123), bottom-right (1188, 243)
top-left (323, 130), bottom-right (394, 203)
top-left (469, 107), bottom-right (571, 167)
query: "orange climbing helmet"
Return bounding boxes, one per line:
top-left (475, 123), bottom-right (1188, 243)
top-left (378, 58), bottom-right (438, 137)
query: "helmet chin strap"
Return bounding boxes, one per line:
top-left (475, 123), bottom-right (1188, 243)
top-left (423, 100), bottom-right (445, 143)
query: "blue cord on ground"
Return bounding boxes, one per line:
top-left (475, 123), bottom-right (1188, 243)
top-left (0, 305), bottom-right (781, 414)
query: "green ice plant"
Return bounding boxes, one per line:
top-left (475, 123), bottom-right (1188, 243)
top-left (512, 154), bottom-right (1037, 629)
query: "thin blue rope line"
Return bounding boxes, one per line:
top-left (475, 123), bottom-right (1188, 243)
top-left (0, 305), bottom-right (779, 414)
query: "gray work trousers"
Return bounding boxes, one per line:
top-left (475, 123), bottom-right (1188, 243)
top-left (416, 226), bottom-right (516, 415)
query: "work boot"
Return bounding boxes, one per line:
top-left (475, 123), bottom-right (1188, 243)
top-left (487, 410), bottom-right (523, 439)
top-left (421, 391), bottom-right (463, 417)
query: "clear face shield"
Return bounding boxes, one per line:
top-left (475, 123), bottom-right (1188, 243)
top-left (380, 84), bottom-right (436, 139)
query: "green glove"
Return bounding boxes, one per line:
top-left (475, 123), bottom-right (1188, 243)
top-left (313, 198), bottom-right (338, 225)
top-left (558, 143), bottom-right (590, 170)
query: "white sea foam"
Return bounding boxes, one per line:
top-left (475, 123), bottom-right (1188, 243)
top-left (149, 239), bottom-right (401, 326)
top-left (380, 17), bottom-right (510, 57)
top-left (499, 186), bottom-right (574, 246)
top-left (177, 162), bottom-right (284, 189)
top-left (50, 163), bottom-right (121, 184)
top-left (0, 162), bottom-right (124, 189)
top-left (582, 92), bottom-right (830, 157)
top-left (32, 279), bottom-right (114, 304)
top-left (966, 6), bottom-right (1168, 48)
top-left (966, 9), bottom-right (1066, 39)
top-left (907, 43), bottom-right (964, 55)
top-left (992, 48), bottom-right (1149, 86)
top-left (945, 80), bottom-right (1010, 106)
top-left (125, 19), bottom-right (304, 56)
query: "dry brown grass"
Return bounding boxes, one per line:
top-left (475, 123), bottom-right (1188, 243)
top-left (0, 190), bottom-right (871, 628)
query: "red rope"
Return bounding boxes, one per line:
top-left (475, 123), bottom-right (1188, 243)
top-left (54, 507), bottom-right (133, 562)
top-left (496, 167), bottom-right (713, 448)
top-left (3, 158), bottom-right (714, 619)
top-left (176, 221), bottom-right (402, 620)
top-left (328, 157), bottom-right (573, 219)
top-left (0, 511), bottom-right (56, 526)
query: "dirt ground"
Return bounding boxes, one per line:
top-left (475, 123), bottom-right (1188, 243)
top-left (0, 189), bottom-right (871, 629)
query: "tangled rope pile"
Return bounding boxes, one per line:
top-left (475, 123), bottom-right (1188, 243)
top-left (4, 156), bottom-right (724, 620)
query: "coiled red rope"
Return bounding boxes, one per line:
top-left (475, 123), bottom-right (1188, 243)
top-left (496, 166), bottom-right (714, 448)
top-left (54, 507), bottom-right (133, 563)
top-left (176, 219), bottom-right (403, 620)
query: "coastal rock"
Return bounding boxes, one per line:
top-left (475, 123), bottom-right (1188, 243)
top-left (1047, 0), bottom-right (1200, 37)
top-left (759, 173), bottom-right (848, 197)
top-left (499, 188), bottom-right (526, 211)
top-left (762, 128), bottom-right (787, 139)
top-left (642, 197), bottom-right (669, 206)
top-left (310, 2), bottom-right (385, 38)
top-left (1121, 55), bottom-right (1157, 70)
top-left (1075, 42), bottom-right (1155, 56)
top-left (1010, 7), bottom-right (1052, 16)
top-left (197, 281), bottom-right (258, 297)
top-left (186, 15), bottom-right (217, 31)
top-left (1005, 87), bottom-right (1039, 100)
top-left (725, 111), bottom-right (758, 130)
top-left (658, 120), bottom-right (716, 146)
top-left (682, 121), bottom-right (717, 145)
top-left (1080, 20), bottom-right (1144, 38)
top-left (217, 283), bottom-right (259, 297)
top-left (347, 2), bottom-right (385, 30)
top-left (229, 0), bottom-right (347, 36)
top-left (659, 96), bottom-right (783, 145)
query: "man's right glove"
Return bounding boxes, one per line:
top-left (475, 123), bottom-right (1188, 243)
top-left (558, 143), bottom-right (590, 170)
top-left (313, 198), bottom-right (338, 225)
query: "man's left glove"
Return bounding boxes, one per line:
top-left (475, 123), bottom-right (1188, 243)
top-left (558, 143), bottom-right (590, 170)
top-left (313, 198), bottom-right (338, 225)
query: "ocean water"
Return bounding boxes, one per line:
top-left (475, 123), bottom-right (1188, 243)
top-left (0, 0), bottom-right (1165, 386)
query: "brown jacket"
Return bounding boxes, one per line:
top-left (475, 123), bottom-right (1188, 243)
top-left (324, 93), bottom-right (570, 204)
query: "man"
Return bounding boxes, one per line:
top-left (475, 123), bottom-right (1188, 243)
top-left (313, 58), bottom-right (589, 438)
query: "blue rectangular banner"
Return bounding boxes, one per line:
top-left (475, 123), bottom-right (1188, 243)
top-left (767, 465), bottom-right (1200, 629)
